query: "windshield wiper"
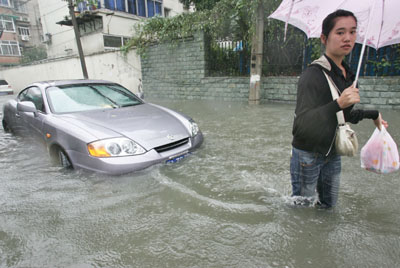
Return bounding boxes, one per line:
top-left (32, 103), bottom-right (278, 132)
top-left (88, 86), bottom-right (121, 108)
top-left (120, 103), bottom-right (141, 107)
top-left (106, 85), bottom-right (140, 100)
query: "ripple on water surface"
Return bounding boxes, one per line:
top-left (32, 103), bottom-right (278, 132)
top-left (1, 98), bottom-right (400, 267)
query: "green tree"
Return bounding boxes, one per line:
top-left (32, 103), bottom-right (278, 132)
top-left (122, 0), bottom-right (311, 76)
top-left (21, 46), bottom-right (47, 64)
top-left (124, 0), bottom-right (259, 55)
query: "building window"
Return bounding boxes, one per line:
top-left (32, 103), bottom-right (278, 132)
top-left (127, 0), bottom-right (136, 14)
top-left (116, 0), bottom-right (125, 11)
top-left (147, 0), bottom-right (154, 17)
top-left (137, 0), bottom-right (146, 16)
top-left (164, 7), bottom-right (170, 17)
top-left (103, 35), bottom-right (129, 49)
top-left (0, 0), bottom-right (11, 7)
top-left (104, 0), bottom-right (162, 17)
top-left (104, 0), bottom-right (115, 10)
top-left (77, 1), bottom-right (101, 12)
top-left (12, 0), bottom-right (27, 13)
top-left (0, 16), bottom-right (15, 32)
top-left (147, 0), bottom-right (162, 17)
top-left (0, 40), bottom-right (21, 56)
top-left (18, 27), bottom-right (30, 36)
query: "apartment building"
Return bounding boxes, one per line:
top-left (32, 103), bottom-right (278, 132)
top-left (38, 0), bottom-right (187, 59)
top-left (0, 0), bottom-right (44, 66)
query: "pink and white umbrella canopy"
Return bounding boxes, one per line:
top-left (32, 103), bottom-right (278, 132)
top-left (268, 0), bottom-right (400, 50)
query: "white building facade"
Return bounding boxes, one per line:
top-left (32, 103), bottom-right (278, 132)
top-left (1, 0), bottom-right (186, 93)
top-left (38, 0), bottom-right (187, 59)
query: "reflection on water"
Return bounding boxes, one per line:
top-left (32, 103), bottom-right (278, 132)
top-left (1, 94), bottom-right (400, 267)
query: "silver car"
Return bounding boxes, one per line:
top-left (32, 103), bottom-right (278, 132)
top-left (2, 80), bottom-right (203, 175)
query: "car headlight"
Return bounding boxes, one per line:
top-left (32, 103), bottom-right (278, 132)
top-left (189, 120), bottom-right (199, 137)
top-left (88, 138), bottom-right (146, 157)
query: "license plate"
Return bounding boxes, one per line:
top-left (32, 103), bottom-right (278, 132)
top-left (166, 151), bottom-right (189, 163)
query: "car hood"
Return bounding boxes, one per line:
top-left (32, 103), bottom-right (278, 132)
top-left (55, 103), bottom-right (190, 149)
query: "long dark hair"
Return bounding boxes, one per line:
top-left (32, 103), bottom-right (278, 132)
top-left (322, 9), bottom-right (358, 38)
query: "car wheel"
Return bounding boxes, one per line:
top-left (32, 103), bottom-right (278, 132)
top-left (58, 149), bottom-right (72, 169)
top-left (2, 119), bottom-right (11, 133)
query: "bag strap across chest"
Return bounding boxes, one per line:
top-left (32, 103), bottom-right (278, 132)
top-left (322, 70), bottom-right (346, 126)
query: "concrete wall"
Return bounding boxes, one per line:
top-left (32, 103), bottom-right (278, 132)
top-left (141, 33), bottom-right (400, 110)
top-left (0, 50), bottom-right (142, 93)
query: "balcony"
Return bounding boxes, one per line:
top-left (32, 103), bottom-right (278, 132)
top-left (15, 16), bottom-right (30, 24)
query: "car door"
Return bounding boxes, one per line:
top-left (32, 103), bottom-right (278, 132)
top-left (17, 86), bottom-right (47, 141)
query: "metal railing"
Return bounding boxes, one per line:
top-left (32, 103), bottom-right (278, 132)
top-left (205, 34), bottom-right (400, 77)
top-left (206, 38), bottom-right (251, 77)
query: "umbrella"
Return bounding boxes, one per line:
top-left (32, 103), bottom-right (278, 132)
top-left (268, 0), bottom-right (400, 84)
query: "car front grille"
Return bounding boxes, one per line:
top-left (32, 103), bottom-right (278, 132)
top-left (154, 138), bottom-right (189, 153)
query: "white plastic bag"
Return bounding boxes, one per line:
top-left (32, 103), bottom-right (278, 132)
top-left (361, 127), bottom-right (399, 174)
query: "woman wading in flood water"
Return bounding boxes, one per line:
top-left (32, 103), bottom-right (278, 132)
top-left (290, 9), bottom-right (389, 208)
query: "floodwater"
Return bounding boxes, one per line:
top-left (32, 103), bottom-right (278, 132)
top-left (1, 94), bottom-right (399, 268)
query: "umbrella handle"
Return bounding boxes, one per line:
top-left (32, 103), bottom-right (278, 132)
top-left (354, 26), bottom-right (369, 87)
top-left (353, 44), bottom-right (366, 86)
top-left (284, 0), bottom-right (296, 42)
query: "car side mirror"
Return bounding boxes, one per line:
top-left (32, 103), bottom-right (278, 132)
top-left (17, 101), bottom-right (38, 116)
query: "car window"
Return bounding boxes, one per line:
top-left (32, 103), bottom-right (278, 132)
top-left (0, 80), bottom-right (8, 85)
top-left (17, 89), bottom-right (28, 101)
top-left (46, 84), bottom-right (142, 114)
top-left (18, 87), bottom-right (45, 112)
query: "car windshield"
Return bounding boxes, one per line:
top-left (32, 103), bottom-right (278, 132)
top-left (46, 84), bottom-right (142, 113)
top-left (0, 80), bottom-right (8, 85)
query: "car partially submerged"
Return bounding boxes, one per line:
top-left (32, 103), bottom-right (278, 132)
top-left (2, 80), bottom-right (203, 175)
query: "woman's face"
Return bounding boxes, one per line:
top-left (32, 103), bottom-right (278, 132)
top-left (322, 16), bottom-right (357, 59)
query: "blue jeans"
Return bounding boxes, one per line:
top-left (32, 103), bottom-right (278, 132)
top-left (290, 147), bottom-right (341, 208)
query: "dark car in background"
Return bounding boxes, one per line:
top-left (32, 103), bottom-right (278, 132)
top-left (2, 80), bottom-right (203, 175)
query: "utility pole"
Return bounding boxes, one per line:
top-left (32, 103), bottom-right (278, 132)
top-left (67, 0), bottom-right (88, 79)
top-left (249, 0), bottom-right (264, 105)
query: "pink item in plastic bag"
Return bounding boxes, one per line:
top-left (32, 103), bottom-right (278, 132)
top-left (361, 127), bottom-right (399, 174)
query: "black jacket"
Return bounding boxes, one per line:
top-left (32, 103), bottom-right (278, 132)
top-left (292, 54), bottom-right (378, 156)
